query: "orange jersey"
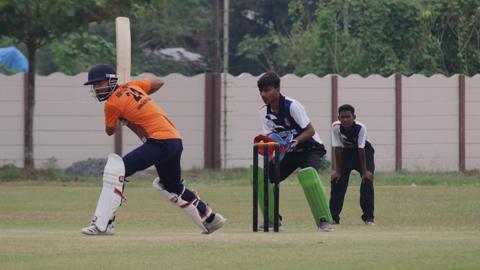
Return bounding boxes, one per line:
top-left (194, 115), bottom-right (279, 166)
top-left (104, 79), bottom-right (181, 140)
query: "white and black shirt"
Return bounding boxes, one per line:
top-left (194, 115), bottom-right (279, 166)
top-left (331, 120), bottom-right (372, 150)
top-left (259, 95), bottom-right (323, 150)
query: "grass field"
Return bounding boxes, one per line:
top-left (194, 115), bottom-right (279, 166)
top-left (1, 171), bottom-right (479, 270)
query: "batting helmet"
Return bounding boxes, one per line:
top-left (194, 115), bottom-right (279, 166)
top-left (84, 64), bottom-right (118, 85)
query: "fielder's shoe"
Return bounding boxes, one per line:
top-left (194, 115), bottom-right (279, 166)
top-left (81, 222), bottom-right (115, 235)
top-left (318, 218), bottom-right (334, 232)
top-left (202, 213), bottom-right (226, 234)
top-left (364, 219), bottom-right (376, 226)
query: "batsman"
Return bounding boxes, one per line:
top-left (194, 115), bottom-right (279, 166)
top-left (254, 72), bottom-right (333, 232)
top-left (80, 64), bottom-right (225, 235)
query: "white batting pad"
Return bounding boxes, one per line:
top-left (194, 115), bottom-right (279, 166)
top-left (92, 153), bottom-right (126, 232)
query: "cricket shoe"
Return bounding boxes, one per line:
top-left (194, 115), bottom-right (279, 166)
top-left (202, 213), bottom-right (226, 234)
top-left (318, 218), bottom-right (334, 232)
top-left (81, 222), bottom-right (115, 235)
top-left (364, 219), bottom-right (376, 226)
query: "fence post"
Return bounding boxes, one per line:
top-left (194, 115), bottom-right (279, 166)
top-left (330, 75), bottom-right (338, 167)
top-left (204, 73), bottom-right (221, 169)
top-left (459, 74), bottom-right (466, 172)
top-left (395, 73), bottom-right (402, 171)
top-left (23, 73), bottom-right (28, 168)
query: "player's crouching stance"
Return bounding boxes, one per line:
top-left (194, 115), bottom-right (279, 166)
top-left (81, 64), bottom-right (225, 235)
top-left (255, 72), bottom-right (334, 232)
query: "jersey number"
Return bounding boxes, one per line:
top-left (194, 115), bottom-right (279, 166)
top-left (126, 88), bottom-right (145, 102)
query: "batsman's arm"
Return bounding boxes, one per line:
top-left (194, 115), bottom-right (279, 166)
top-left (147, 78), bottom-right (165, 95)
top-left (126, 122), bottom-right (148, 142)
top-left (104, 103), bottom-right (122, 136)
top-left (105, 119), bottom-right (124, 136)
top-left (106, 126), bottom-right (115, 136)
top-left (109, 118), bottom-right (147, 142)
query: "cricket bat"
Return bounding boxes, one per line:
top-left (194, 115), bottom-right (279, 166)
top-left (114, 17), bottom-right (131, 155)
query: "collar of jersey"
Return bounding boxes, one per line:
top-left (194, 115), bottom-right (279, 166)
top-left (266, 94), bottom-right (285, 117)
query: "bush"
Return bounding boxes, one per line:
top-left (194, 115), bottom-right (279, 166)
top-left (64, 158), bottom-right (107, 177)
top-left (0, 164), bottom-right (25, 179)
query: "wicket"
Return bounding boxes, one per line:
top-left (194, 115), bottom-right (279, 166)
top-left (252, 142), bottom-right (281, 232)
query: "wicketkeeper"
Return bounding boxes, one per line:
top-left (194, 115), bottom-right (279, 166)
top-left (254, 72), bottom-right (333, 232)
top-left (81, 64), bottom-right (225, 235)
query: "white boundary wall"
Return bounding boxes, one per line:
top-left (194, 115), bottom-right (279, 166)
top-left (0, 73), bottom-right (205, 169)
top-left (338, 75), bottom-right (396, 171)
top-left (222, 74), bottom-right (480, 171)
top-left (0, 73), bottom-right (479, 171)
top-left (0, 73), bottom-right (24, 167)
top-left (403, 75), bottom-right (459, 171)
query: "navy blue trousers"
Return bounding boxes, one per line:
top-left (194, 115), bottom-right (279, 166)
top-left (122, 138), bottom-right (208, 215)
top-left (329, 146), bottom-right (375, 223)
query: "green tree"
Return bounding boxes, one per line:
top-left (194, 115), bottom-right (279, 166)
top-left (130, 0), bottom-right (211, 75)
top-left (29, 0), bottom-right (211, 76)
top-left (237, 0), bottom-right (480, 76)
top-left (0, 0), bottom-right (133, 171)
top-left (432, 0), bottom-right (480, 75)
top-left (229, 0), bottom-right (293, 75)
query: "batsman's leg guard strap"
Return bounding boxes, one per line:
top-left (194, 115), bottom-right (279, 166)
top-left (153, 178), bottom-right (209, 232)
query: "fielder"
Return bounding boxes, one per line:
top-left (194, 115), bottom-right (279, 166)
top-left (254, 71), bottom-right (333, 232)
top-left (81, 64), bottom-right (225, 235)
top-left (330, 104), bottom-right (375, 225)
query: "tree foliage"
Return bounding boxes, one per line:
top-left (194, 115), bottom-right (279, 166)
top-left (130, 0), bottom-right (211, 75)
top-left (0, 0), bottom-right (134, 170)
top-left (237, 0), bottom-right (480, 76)
top-left (27, 0), bottom-right (211, 76)
top-left (2, 1), bottom-right (479, 77)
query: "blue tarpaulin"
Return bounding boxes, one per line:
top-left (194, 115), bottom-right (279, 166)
top-left (0, 46), bottom-right (29, 73)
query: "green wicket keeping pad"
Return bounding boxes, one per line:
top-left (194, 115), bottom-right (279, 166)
top-left (249, 165), bottom-right (275, 224)
top-left (298, 167), bottom-right (333, 225)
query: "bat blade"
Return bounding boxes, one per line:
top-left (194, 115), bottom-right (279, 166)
top-left (115, 17), bottom-right (131, 84)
